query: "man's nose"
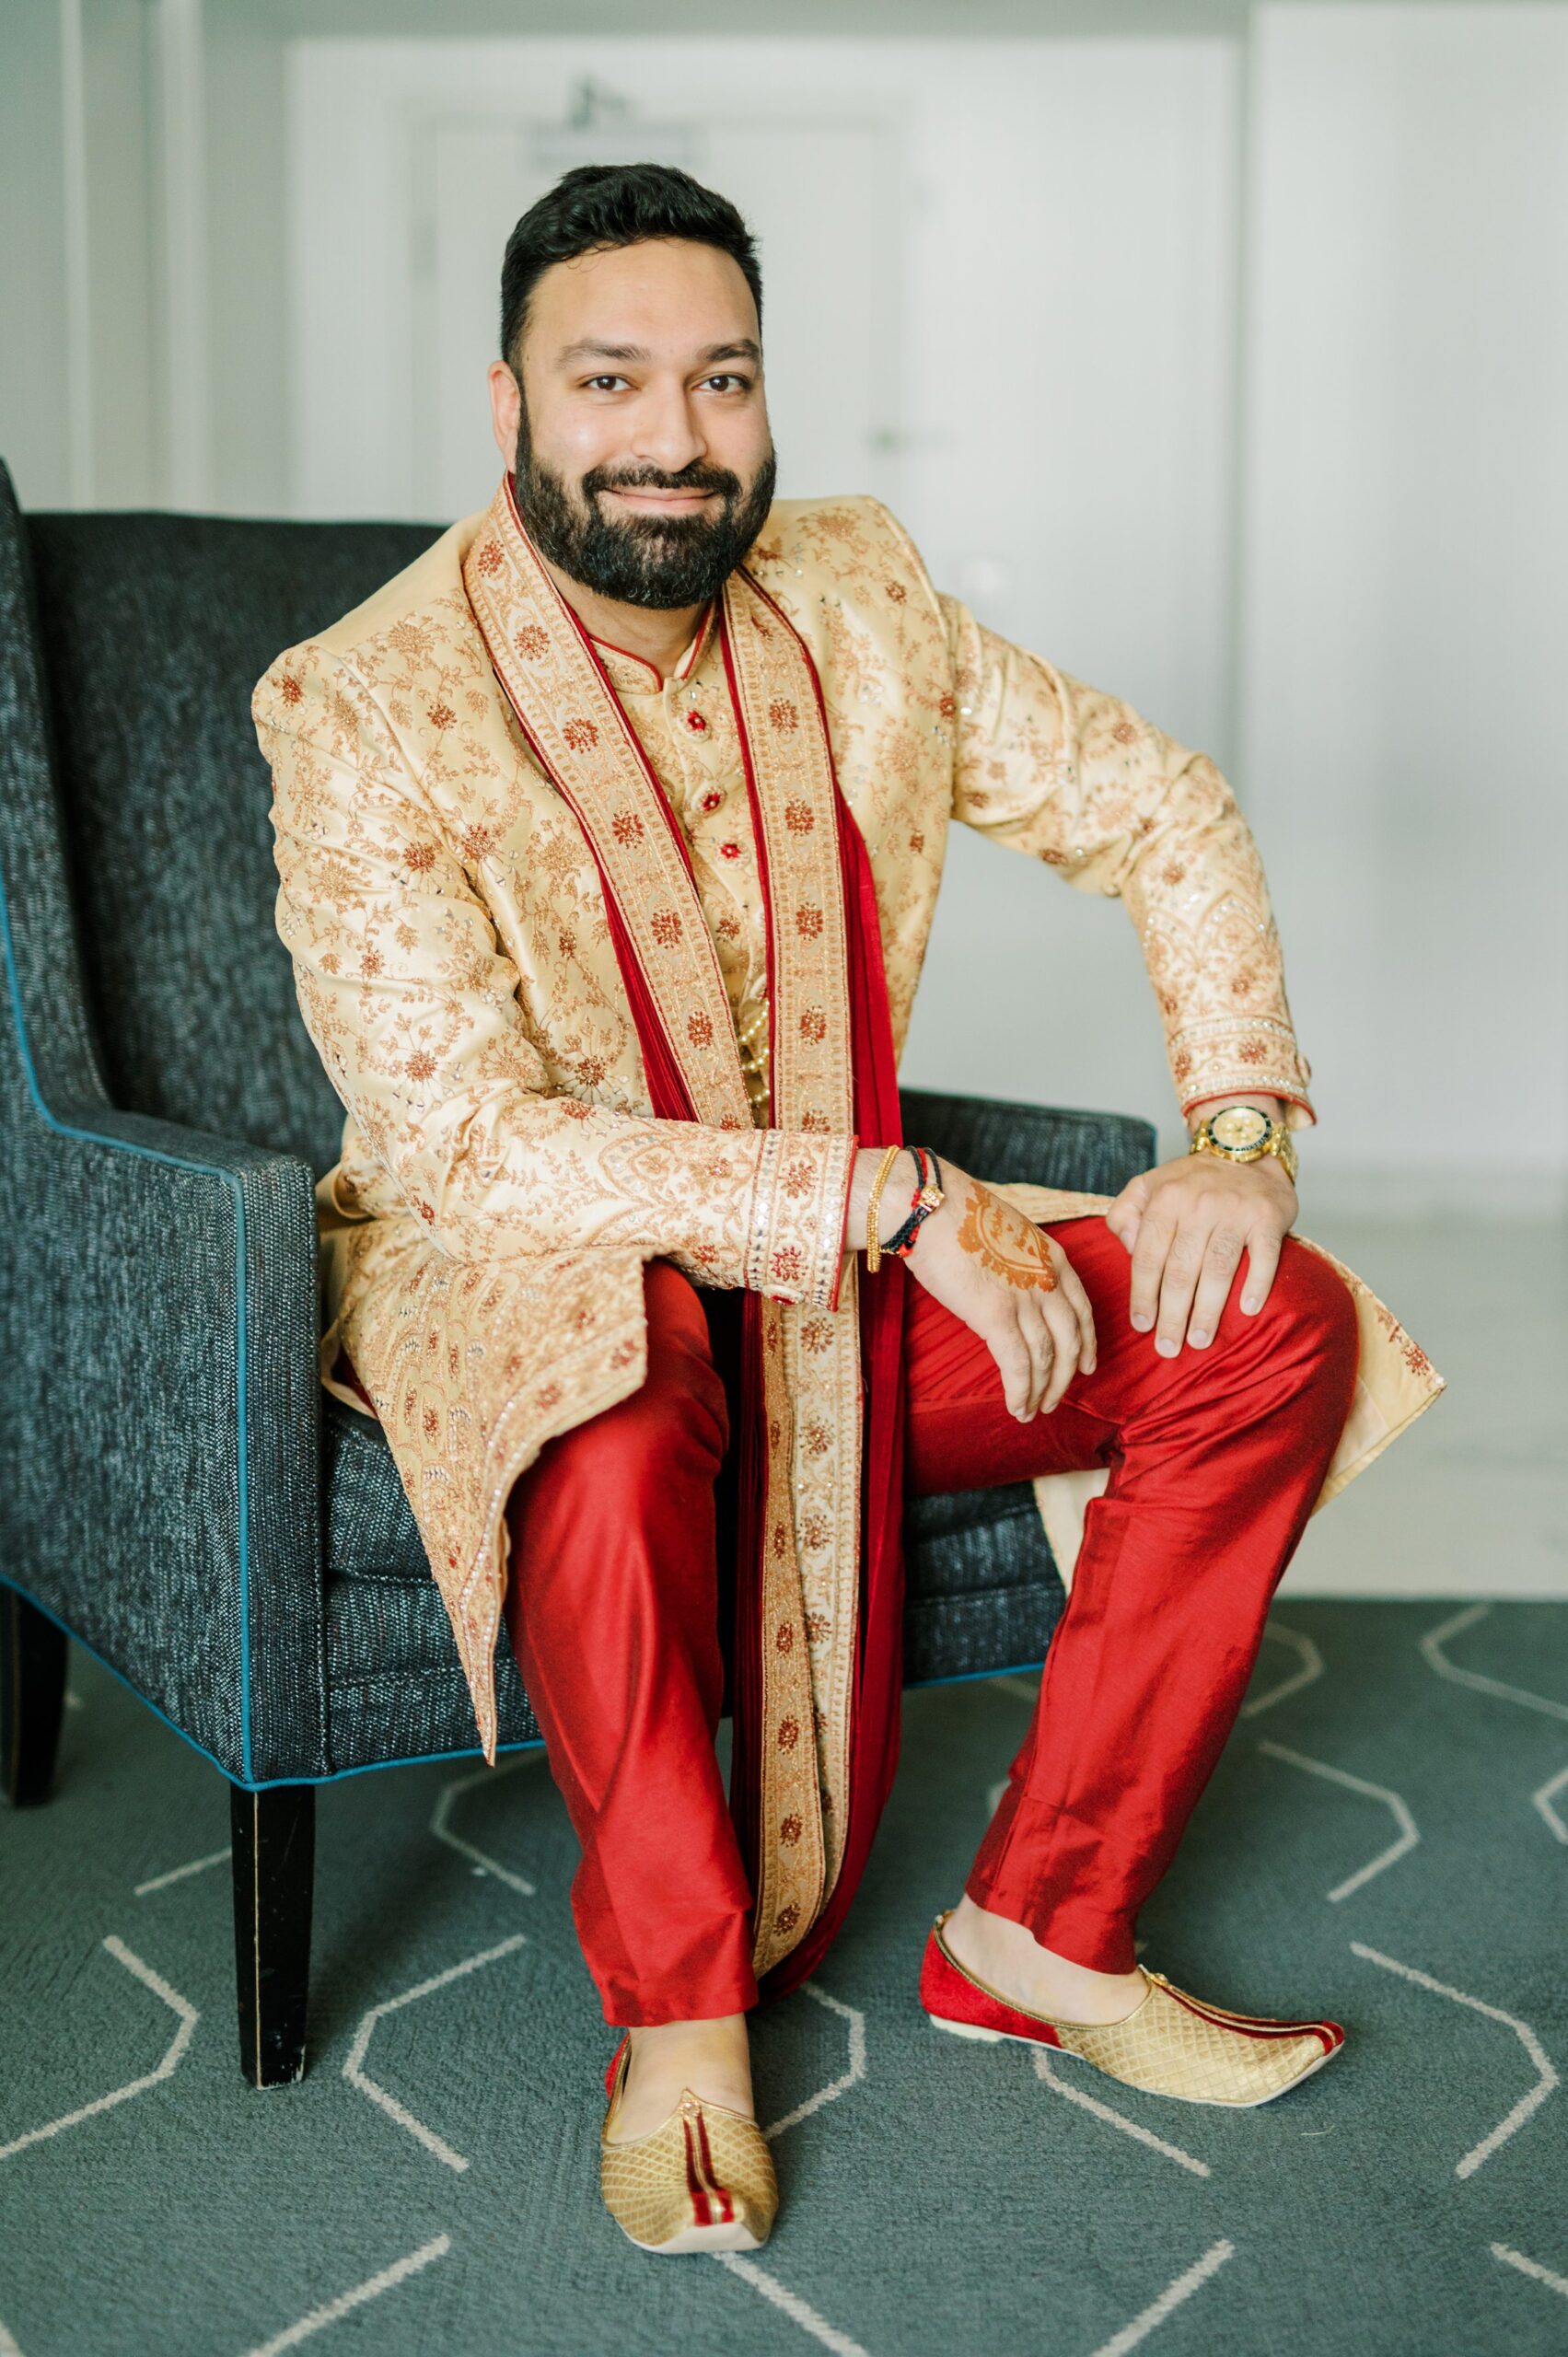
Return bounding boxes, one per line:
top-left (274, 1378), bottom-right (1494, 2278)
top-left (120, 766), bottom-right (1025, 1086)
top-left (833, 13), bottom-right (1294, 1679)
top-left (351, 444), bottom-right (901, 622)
top-left (628, 385), bottom-right (707, 476)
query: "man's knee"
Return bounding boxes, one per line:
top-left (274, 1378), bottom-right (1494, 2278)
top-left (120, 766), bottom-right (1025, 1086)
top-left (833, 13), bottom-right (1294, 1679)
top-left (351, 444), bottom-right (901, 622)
top-left (1266, 1237), bottom-right (1360, 1388)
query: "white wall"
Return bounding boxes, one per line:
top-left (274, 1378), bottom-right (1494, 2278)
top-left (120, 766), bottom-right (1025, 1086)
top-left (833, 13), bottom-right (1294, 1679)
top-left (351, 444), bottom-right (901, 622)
top-left (287, 34), bottom-right (1241, 1157)
top-left (1237, 3), bottom-right (1568, 1208)
top-left (6, 3), bottom-right (1567, 1207)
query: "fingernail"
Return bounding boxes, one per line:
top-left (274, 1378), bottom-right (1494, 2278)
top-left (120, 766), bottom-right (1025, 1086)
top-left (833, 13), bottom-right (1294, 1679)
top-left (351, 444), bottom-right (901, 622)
top-left (1191, 1329), bottom-right (1209, 1347)
top-left (1242, 1296), bottom-right (1260, 1313)
top-left (1131, 1312), bottom-right (1151, 1330)
top-left (1156, 1336), bottom-right (1179, 1356)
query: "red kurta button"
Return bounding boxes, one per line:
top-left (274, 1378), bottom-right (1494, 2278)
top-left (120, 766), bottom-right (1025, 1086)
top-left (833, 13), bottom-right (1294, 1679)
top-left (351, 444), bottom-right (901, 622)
top-left (685, 709), bottom-right (708, 732)
top-left (719, 841), bottom-right (741, 859)
top-left (701, 789), bottom-right (723, 812)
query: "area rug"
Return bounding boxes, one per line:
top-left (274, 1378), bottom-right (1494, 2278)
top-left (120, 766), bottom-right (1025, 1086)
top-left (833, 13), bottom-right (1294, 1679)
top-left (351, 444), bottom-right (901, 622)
top-left (1, 1602), bottom-right (1563, 2356)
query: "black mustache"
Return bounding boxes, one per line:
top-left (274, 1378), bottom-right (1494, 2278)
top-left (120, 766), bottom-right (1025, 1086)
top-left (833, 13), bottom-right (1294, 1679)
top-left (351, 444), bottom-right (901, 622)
top-left (583, 465), bottom-right (743, 500)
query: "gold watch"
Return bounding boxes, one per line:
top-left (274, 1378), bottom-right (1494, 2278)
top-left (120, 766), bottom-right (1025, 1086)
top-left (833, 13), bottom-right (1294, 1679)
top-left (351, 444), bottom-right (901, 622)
top-left (1189, 1102), bottom-right (1298, 1185)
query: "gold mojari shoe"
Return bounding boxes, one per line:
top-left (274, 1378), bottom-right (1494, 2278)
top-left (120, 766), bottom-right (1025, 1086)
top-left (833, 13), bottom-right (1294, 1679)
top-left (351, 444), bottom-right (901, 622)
top-left (598, 2035), bottom-right (779, 2254)
top-left (921, 1910), bottom-right (1343, 2108)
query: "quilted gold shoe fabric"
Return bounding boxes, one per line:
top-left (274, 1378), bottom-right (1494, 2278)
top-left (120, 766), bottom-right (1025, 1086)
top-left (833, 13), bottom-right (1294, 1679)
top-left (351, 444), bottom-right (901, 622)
top-left (598, 2035), bottom-right (779, 2254)
top-left (921, 1910), bottom-right (1344, 2107)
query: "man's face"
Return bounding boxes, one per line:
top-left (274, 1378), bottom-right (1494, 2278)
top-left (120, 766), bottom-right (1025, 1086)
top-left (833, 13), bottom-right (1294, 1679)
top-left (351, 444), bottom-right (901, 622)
top-left (489, 238), bottom-right (776, 610)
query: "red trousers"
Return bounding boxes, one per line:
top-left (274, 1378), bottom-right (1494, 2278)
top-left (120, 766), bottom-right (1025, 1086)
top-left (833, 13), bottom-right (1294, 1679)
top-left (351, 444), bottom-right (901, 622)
top-left (501, 1215), bottom-right (1359, 2026)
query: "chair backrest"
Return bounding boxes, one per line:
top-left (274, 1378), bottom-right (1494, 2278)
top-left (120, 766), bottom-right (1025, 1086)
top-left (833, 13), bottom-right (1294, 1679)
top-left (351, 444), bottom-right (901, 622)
top-left (23, 508), bottom-right (444, 1176)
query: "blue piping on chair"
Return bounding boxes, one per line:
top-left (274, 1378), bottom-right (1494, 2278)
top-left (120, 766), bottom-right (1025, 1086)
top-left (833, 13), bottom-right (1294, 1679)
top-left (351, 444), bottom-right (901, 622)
top-left (0, 851), bottom-right (258, 1784)
top-left (909, 1660), bottom-right (1047, 1691)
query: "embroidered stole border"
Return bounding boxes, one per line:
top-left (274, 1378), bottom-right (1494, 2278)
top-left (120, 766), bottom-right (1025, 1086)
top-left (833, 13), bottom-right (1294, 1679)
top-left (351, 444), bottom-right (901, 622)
top-left (464, 482), bottom-right (865, 1979)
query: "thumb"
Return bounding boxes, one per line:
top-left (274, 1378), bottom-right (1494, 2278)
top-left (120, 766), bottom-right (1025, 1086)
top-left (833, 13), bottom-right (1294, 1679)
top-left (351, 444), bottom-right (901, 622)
top-left (1104, 1172), bottom-right (1149, 1252)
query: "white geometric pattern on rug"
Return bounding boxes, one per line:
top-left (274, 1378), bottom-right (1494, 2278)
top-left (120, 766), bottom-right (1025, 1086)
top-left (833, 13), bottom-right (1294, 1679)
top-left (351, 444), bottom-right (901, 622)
top-left (342, 1933), bottom-right (529, 2171)
top-left (1532, 1763), bottom-right (1568, 1844)
top-left (429, 1752), bottom-right (543, 1895)
top-left (714, 2255), bottom-right (871, 2357)
top-left (1256, 1741), bottom-right (1420, 1899)
top-left (0, 1935), bottom-right (198, 2163)
top-left (1491, 2245), bottom-right (1568, 2305)
top-left (1087, 2237), bottom-right (1236, 2357)
top-left (1350, 1943), bottom-right (1559, 2179)
top-left (133, 1845), bottom-right (231, 1898)
top-left (1031, 2047), bottom-right (1211, 2177)
top-left (761, 1983), bottom-right (866, 2141)
top-left (1239, 1621), bottom-right (1325, 1720)
top-left (238, 2234), bottom-right (453, 2357)
top-left (1420, 1605), bottom-right (1568, 1722)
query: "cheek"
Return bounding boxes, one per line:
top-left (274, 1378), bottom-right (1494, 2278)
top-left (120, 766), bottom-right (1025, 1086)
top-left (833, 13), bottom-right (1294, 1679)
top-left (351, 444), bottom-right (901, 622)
top-left (700, 405), bottom-right (772, 476)
top-left (532, 407), bottom-right (624, 475)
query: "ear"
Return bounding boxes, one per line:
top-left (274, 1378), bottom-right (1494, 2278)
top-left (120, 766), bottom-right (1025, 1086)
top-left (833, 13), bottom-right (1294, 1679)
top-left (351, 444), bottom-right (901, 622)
top-left (487, 361), bottom-right (522, 470)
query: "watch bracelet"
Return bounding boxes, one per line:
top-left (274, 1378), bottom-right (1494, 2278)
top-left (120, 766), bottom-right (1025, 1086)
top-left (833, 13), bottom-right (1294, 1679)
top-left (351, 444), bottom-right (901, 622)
top-left (1189, 1108), bottom-right (1298, 1183)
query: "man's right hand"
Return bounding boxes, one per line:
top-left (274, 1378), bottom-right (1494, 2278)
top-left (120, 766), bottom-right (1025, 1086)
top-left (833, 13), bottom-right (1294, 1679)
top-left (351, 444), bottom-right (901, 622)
top-left (848, 1150), bottom-right (1097, 1421)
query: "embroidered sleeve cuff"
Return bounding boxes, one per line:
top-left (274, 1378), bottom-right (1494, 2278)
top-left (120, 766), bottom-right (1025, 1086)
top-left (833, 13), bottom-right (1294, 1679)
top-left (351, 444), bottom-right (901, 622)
top-left (1172, 1020), bottom-right (1316, 1130)
top-left (747, 1128), bottom-right (860, 1306)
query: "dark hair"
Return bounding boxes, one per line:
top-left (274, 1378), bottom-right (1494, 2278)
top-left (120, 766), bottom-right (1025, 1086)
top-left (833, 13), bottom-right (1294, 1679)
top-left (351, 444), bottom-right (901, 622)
top-left (499, 162), bottom-right (762, 376)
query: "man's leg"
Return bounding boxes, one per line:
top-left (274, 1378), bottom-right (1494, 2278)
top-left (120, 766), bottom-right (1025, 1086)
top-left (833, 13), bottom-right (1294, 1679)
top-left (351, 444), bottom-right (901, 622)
top-left (902, 1213), bottom-right (1359, 2008)
top-left (501, 1260), bottom-right (758, 2093)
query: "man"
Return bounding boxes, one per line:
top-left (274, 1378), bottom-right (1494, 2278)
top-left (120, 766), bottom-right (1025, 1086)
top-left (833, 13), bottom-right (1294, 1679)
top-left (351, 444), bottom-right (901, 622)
top-left (253, 165), bottom-right (1441, 2255)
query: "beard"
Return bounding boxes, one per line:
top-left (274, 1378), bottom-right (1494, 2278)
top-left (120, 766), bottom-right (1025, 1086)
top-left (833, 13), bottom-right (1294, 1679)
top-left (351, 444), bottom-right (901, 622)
top-left (512, 422), bottom-right (778, 611)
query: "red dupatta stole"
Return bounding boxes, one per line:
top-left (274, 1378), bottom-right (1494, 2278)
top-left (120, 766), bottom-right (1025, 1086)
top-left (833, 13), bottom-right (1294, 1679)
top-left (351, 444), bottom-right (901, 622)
top-left (464, 477), bottom-right (909, 1998)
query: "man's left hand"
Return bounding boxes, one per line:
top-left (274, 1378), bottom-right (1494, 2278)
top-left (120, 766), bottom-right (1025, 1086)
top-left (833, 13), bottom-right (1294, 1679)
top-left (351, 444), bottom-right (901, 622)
top-left (1103, 1151), bottom-right (1298, 1354)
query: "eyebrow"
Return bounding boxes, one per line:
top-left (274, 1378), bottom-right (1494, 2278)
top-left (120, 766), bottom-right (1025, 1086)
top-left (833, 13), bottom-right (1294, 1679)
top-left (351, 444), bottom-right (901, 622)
top-left (556, 338), bottom-right (761, 367)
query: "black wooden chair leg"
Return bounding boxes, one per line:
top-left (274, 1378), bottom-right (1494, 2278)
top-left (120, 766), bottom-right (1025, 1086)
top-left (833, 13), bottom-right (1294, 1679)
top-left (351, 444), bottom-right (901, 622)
top-left (230, 1780), bottom-right (315, 2087)
top-left (1, 1585), bottom-right (68, 1806)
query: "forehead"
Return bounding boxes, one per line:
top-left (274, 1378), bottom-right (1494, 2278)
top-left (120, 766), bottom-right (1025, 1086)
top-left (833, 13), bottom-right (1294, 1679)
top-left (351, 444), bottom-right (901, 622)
top-left (527, 238), bottom-right (760, 363)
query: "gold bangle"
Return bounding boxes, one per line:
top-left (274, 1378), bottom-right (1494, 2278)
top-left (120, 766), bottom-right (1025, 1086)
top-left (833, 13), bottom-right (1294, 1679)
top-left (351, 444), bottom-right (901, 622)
top-left (864, 1144), bottom-right (902, 1274)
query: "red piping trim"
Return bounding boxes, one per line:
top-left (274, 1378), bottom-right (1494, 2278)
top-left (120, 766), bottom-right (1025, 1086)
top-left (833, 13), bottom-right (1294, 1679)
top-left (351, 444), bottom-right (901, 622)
top-left (694, 2111), bottom-right (737, 2224)
top-left (682, 2116), bottom-right (714, 2228)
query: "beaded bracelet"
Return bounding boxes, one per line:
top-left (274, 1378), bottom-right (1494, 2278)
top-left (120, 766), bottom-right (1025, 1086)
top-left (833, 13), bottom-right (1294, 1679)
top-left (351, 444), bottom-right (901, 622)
top-left (882, 1146), bottom-right (945, 1261)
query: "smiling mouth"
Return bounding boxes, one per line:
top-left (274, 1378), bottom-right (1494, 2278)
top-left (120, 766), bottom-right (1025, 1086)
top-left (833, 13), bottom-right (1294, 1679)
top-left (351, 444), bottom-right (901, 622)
top-left (602, 487), bottom-right (720, 511)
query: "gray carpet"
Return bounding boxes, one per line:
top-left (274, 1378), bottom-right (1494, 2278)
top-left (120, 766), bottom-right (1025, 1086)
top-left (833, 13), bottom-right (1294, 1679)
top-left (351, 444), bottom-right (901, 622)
top-left (2, 1602), bottom-right (1565, 2357)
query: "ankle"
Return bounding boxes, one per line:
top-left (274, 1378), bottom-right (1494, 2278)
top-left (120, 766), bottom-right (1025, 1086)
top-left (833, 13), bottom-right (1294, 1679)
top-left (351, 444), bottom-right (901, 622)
top-left (611, 2015), bottom-right (755, 2141)
top-left (943, 1898), bottom-right (1144, 2026)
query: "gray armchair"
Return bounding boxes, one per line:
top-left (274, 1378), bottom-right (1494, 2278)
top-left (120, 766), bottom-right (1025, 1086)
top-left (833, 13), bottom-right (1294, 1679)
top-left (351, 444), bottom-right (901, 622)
top-left (0, 457), bottom-right (1155, 2087)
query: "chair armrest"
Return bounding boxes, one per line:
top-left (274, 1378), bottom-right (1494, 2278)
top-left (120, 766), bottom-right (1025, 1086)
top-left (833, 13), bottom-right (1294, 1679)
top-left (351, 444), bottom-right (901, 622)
top-left (0, 1087), bottom-right (325, 1784)
top-left (898, 1086), bottom-right (1156, 1198)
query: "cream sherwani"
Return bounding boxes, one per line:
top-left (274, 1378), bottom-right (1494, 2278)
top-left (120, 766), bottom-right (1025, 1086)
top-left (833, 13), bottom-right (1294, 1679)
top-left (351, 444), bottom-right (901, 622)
top-left (252, 483), bottom-right (1443, 1777)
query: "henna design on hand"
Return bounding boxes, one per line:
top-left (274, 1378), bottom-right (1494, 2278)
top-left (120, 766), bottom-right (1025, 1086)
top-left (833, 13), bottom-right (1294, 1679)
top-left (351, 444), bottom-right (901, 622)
top-left (955, 1183), bottom-right (1060, 1292)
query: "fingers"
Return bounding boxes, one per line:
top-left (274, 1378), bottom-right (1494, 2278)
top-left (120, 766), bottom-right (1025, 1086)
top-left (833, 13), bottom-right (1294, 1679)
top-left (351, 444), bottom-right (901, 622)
top-left (992, 1323), bottom-right (1037, 1422)
top-left (1017, 1295), bottom-right (1054, 1420)
top-left (1128, 1209), bottom-right (1178, 1338)
top-left (1153, 1231), bottom-right (1206, 1357)
top-left (1038, 1292), bottom-right (1085, 1413)
top-left (1184, 1224), bottom-right (1247, 1348)
top-left (1240, 1227), bottom-right (1283, 1316)
top-left (1052, 1248), bottom-right (1098, 1374)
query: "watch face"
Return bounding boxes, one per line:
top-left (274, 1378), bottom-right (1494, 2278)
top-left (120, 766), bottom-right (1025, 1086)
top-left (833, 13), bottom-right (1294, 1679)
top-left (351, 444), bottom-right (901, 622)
top-left (1210, 1105), bottom-right (1270, 1152)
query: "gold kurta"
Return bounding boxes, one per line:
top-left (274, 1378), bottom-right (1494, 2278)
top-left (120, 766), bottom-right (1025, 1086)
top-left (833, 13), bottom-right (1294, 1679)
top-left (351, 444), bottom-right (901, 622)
top-left (252, 481), bottom-right (1444, 1771)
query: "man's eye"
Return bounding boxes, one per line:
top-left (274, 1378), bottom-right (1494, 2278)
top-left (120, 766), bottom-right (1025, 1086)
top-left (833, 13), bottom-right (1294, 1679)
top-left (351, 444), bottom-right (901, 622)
top-left (585, 375), bottom-right (627, 392)
top-left (701, 374), bottom-right (749, 393)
